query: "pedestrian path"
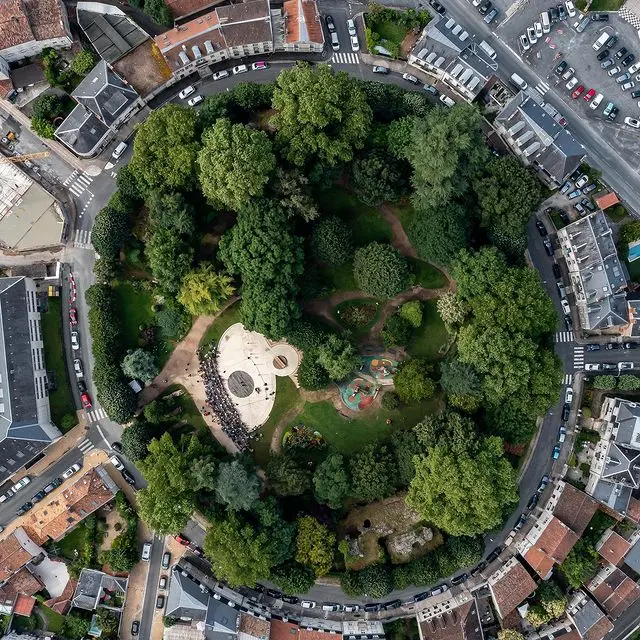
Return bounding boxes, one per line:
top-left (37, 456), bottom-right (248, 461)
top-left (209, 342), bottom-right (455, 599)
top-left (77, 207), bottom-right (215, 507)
top-left (73, 229), bottom-right (92, 249)
top-left (555, 330), bottom-right (574, 343)
top-left (573, 346), bottom-right (585, 369)
top-left (534, 80), bottom-right (550, 96)
top-left (331, 52), bottom-right (360, 65)
top-left (63, 170), bottom-right (94, 197)
top-left (619, 7), bottom-right (640, 30)
top-left (78, 437), bottom-right (95, 454)
top-left (86, 407), bottom-right (107, 423)
top-left (563, 373), bottom-right (573, 385)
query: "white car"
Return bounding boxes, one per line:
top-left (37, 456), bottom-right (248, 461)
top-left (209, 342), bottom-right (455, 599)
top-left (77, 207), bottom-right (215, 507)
top-left (622, 81), bottom-right (635, 91)
top-left (187, 95), bottom-right (203, 107)
top-left (565, 0), bottom-right (576, 16)
top-left (73, 358), bottom-right (83, 378)
top-left (565, 77), bottom-right (579, 90)
top-left (62, 463), bottom-right (81, 480)
top-left (440, 94), bottom-right (456, 107)
top-left (350, 35), bottom-right (360, 51)
top-left (212, 70), bottom-right (229, 80)
top-left (534, 22), bottom-right (543, 39)
top-left (71, 331), bottom-right (80, 350)
top-left (527, 26), bottom-right (537, 44)
top-left (109, 455), bottom-right (125, 471)
top-left (11, 477), bottom-right (31, 493)
top-left (565, 387), bottom-right (574, 404)
top-left (178, 85), bottom-right (195, 100)
top-left (347, 18), bottom-right (356, 35)
top-left (575, 174), bottom-right (589, 188)
top-left (301, 601), bottom-right (316, 609)
top-left (561, 298), bottom-right (571, 315)
top-left (585, 363), bottom-right (601, 371)
top-left (607, 65), bottom-right (621, 76)
top-left (589, 93), bottom-right (604, 110)
top-left (402, 73), bottom-right (419, 84)
top-left (520, 34), bottom-right (530, 50)
top-left (625, 116), bottom-right (640, 128)
top-left (619, 362), bottom-right (635, 371)
top-left (232, 65), bottom-right (248, 75)
top-left (472, 0), bottom-right (482, 6)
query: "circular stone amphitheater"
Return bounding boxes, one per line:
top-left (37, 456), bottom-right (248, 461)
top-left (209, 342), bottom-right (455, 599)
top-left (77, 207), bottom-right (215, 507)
top-left (216, 323), bottom-right (299, 429)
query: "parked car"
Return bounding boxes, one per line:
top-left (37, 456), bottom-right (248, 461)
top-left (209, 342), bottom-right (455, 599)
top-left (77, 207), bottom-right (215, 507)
top-left (156, 595), bottom-right (165, 609)
top-left (527, 26), bottom-right (538, 44)
top-left (592, 12), bottom-right (609, 20)
top-left (561, 299), bottom-right (571, 315)
top-left (583, 183), bottom-right (597, 194)
top-left (70, 331), bottom-right (80, 350)
top-left (162, 552), bottom-right (171, 569)
top-left (73, 358), bottom-right (83, 378)
top-left (520, 34), bottom-right (531, 50)
top-left (623, 80), bottom-right (637, 91)
top-left (484, 7), bottom-right (498, 22)
top-left (619, 362), bottom-right (635, 370)
top-left (562, 403), bottom-right (570, 421)
top-left (575, 174), bottom-right (589, 188)
top-left (558, 426), bottom-right (567, 443)
top-left (43, 478), bottom-right (62, 494)
top-left (562, 66), bottom-right (575, 80)
top-left (430, 585), bottom-right (447, 596)
top-left (62, 463), bottom-right (82, 480)
top-left (543, 238), bottom-right (554, 256)
top-left (159, 575), bottom-right (168, 590)
top-left (479, 0), bottom-right (491, 14)
top-left (301, 601), bottom-right (317, 609)
top-left (566, 77), bottom-right (579, 90)
top-left (31, 490), bottom-right (45, 503)
top-left (597, 48), bottom-right (609, 61)
top-left (606, 35), bottom-right (619, 48)
top-left (568, 189), bottom-right (581, 199)
top-left (616, 47), bottom-right (629, 59)
top-left (402, 73), bottom-right (419, 84)
top-left (430, 0), bottom-right (446, 13)
top-left (583, 88), bottom-right (596, 101)
top-left (553, 445), bottom-right (561, 460)
top-left (471, 561), bottom-right (487, 576)
top-left (625, 117), bottom-right (640, 128)
top-left (609, 105), bottom-right (620, 120)
top-left (12, 477), bottom-right (30, 493)
top-left (606, 342), bottom-right (620, 349)
top-left (325, 14), bottom-right (335, 31)
top-left (623, 54), bottom-right (636, 67)
top-left (527, 493), bottom-right (539, 510)
top-left (111, 441), bottom-right (123, 452)
top-left (423, 83), bottom-right (438, 95)
top-left (607, 65), bottom-right (621, 76)
top-left (212, 70), bottom-right (229, 80)
top-left (232, 65), bottom-right (248, 74)
top-left (178, 85), bottom-right (195, 99)
top-left (350, 35), bottom-right (360, 51)
top-left (603, 101), bottom-right (615, 117)
top-left (601, 58), bottom-right (614, 69)
top-left (603, 363), bottom-right (617, 370)
top-left (582, 198), bottom-right (596, 212)
top-left (175, 534), bottom-right (190, 546)
top-left (451, 573), bottom-right (469, 586)
top-left (565, 315), bottom-right (573, 331)
top-left (344, 603), bottom-right (361, 611)
top-left (131, 621), bottom-right (140, 636)
top-left (252, 61), bottom-right (268, 70)
top-left (565, 387), bottom-right (574, 404)
top-left (585, 363), bottom-right (601, 371)
top-left (16, 502), bottom-right (33, 516)
top-left (587, 344), bottom-right (601, 351)
top-left (575, 201), bottom-right (585, 215)
top-left (141, 542), bottom-right (152, 561)
top-left (571, 85), bottom-right (585, 98)
top-left (412, 592), bottom-right (430, 603)
top-left (616, 72), bottom-right (631, 83)
top-left (121, 469), bottom-right (136, 486)
top-left (553, 262), bottom-right (562, 278)
top-left (557, 3), bottom-right (567, 19)
top-left (69, 307), bottom-right (78, 325)
top-left (565, 0), bottom-right (576, 16)
top-left (535, 21), bottom-right (543, 38)
top-left (486, 547), bottom-right (502, 562)
top-left (372, 65), bottom-right (389, 74)
top-left (590, 93), bottom-right (604, 110)
top-left (80, 392), bottom-right (92, 409)
top-left (536, 219), bottom-right (548, 236)
top-left (555, 60), bottom-right (568, 74)
top-left (632, 89), bottom-right (640, 98)
top-left (109, 455), bottom-right (124, 471)
top-left (187, 95), bottom-right (203, 107)
top-left (515, 513), bottom-right (527, 530)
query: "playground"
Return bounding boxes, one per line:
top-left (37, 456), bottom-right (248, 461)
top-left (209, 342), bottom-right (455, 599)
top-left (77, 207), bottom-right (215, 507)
top-left (337, 356), bottom-right (399, 411)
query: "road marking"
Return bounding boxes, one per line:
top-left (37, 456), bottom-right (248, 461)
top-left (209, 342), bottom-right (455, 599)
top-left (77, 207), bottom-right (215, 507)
top-left (78, 438), bottom-right (95, 454)
top-left (555, 331), bottom-right (574, 343)
top-left (535, 80), bottom-right (550, 96)
top-left (73, 229), bottom-right (93, 249)
top-left (86, 407), bottom-right (107, 423)
top-left (331, 52), bottom-right (360, 65)
top-left (65, 172), bottom-right (94, 198)
top-left (573, 346), bottom-right (585, 368)
top-left (563, 374), bottom-right (573, 384)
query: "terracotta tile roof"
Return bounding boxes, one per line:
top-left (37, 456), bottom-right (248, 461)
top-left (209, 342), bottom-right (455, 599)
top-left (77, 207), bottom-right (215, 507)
top-left (299, 630), bottom-right (341, 640)
top-left (0, 78), bottom-right (14, 98)
top-left (588, 567), bottom-right (640, 618)
top-left (595, 193), bottom-right (620, 210)
top-left (627, 498), bottom-right (640, 524)
top-left (0, 0), bottom-right (34, 50)
top-left (239, 613), bottom-right (270, 640)
top-left (283, 0), bottom-right (323, 45)
top-left (555, 628), bottom-right (582, 640)
top-left (23, 467), bottom-right (116, 543)
top-left (13, 593), bottom-right (35, 617)
top-left (584, 616), bottom-right (614, 640)
top-left (166, 0), bottom-right (216, 19)
top-left (554, 484), bottom-right (599, 536)
top-left (488, 557), bottom-right (538, 619)
top-left (597, 530), bottom-right (631, 566)
top-left (44, 577), bottom-right (75, 615)
top-left (22, 0), bottom-right (67, 40)
top-left (0, 532), bottom-right (36, 583)
top-left (418, 599), bottom-right (484, 640)
top-left (524, 546), bottom-right (556, 579)
top-left (270, 620), bottom-right (299, 640)
top-left (217, 0), bottom-right (271, 47)
top-left (525, 516), bottom-right (579, 577)
top-left (3, 567), bottom-right (43, 596)
top-left (216, 0), bottom-right (269, 23)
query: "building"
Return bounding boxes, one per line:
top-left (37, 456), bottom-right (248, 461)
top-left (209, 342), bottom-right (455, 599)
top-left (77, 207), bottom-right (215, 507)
top-left (566, 592), bottom-right (614, 640)
top-left (487, 557), bottom-right (537, 620)
top-left (165, 0), bottom-right (225, 21)
top-left (557, 212), bottom-right (628, 333)
top-left (596, 529), bottom-right (632, 567)
top-left (416, 597), bottom-right (484, 640)
top-left (22, 466), bottom-right (117, 543)
top-left (408, 16), bottom-right (496, 102)
top-left (494, 92), bottom-right (585, 187)
top-left (0, 161), bottom-right (65, 252)
top-left (0, 529), bottom-right (39, 585)
top-left (342, 621), bottom-right (385, 640)
top-left (274, 0), bottom-right (324, 53)
top-left (72, 569), bottom-right (127, 611)
top-left (0, 276), bottom-right (61, 485)
top-left (0, 0), bottom-right (71, 63)
top-left (586, 564), bottom-right (640, 618)
top-left (587, 397), bottom-right (640, 516)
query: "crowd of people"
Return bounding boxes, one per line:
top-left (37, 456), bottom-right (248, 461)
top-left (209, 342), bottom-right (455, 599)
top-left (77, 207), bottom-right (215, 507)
top-left (200, 349), bottom-right (250, 451)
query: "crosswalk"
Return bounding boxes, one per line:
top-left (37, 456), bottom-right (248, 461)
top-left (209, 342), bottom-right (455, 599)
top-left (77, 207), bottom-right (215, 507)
top-left (78, 437), bottom-right (95, 455)
top-left (331, 52), bottom-right (360, 65)
top-left (63, 170), bottom-right (94, 198)
top-left (573, 346), bottom-right (585, 369)
top-left (563, 373), bottom-right (573, 385)
top-left (73, 229), bottom-right (92, 249)
top-left (534, 80), bottom-right (550, 96)
top-left (86, 407), bottom-right (107, 423)
top-left (555, 331), bottom-right (574, 343)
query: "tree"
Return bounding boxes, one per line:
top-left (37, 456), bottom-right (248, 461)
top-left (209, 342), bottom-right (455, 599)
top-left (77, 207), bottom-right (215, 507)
top-left (406, 104), bottom-right (490, 209)
top-left (62, 615), bottom-right (91, 640)
top-left (559, 540), bottom-right (600, 588)
top-left (157, 305), bottom-right (190, 340)
top-left (190, 458), bottom-right (218, 491)
top-left (295, 516), bottom-right (336, 577)
top-left (386, 116), bottom-right (418, 159)
top-left (144, 0), bottom-right (173, 26)
top-left (31, 116), bottom-right (56, 138)
top-left (393, 358), bottom-right (436, 403)
top-left (439, 360), bottom-right (481, 397)
top-left (381, 314), bottom-right (413, 348)
top-left (178, 264), bottom-right (234, 316)
top-left (231, 81), bottom-right (274, 114)
top-left (32, 93), bottom-right (65, 120)
top-left (121, 348), bottom-right (158, 383)
top-left (90, 204), bottom-right (129, 258)
top-left (216, 460), bottom-right (262, 511)
top-left (408, 202), bottom-right (470, 266)
top-left (618, 375), bottom-right (640, 390)
top-left (240, 281), bottom-right (302, 341)
top-left (390, 429), bottom-right (423, 486)
top-left (271, 62), bottom-right (372, 167)
top-left (313, 453), bottom-right (350, 509)
top-left (620, 220), bottom-right (640, 244)
top-left (121, 420), bottom-right (155, 461)
top-left (98, 376), bottom-right (136, 423)
top-left (146, 191), bottom-right (195, 236)
top-left (436, 293), bottom-right (467, 327)
top-left (146, 227), bottom-right (194, 296)
top-left (360, 564), bottom-right (394, 598)
top-left (351, 150), bottom-right (407, 205)
top-left (93, 256), bottom-right (119, 283)
top-left (311, 215), bottom-right (353, 266)
top-left (593, 375), bottom-right (617, 390)
top-left (353, 243), bottom-right (408, 298)
top-left (381, 391), bottom-right (400, 410)
top-left (349, 443), bottom-right (397, 502)
top-left (297, 354), bottom-right (330, 391)
top-left (340, 569), bottom-right (364, 596)
top-left (285, 318), bottom-right (332, 353)
top-left (130, 104), bottom-right (200, 193)
top-left (316, 334), bottom-right (359, 381)
top-left (266, 455), bottom-right (311, 496)
top-left (399, 301), bottom-right (422, 328)
top-left (70, 49), bottom-right (97, 76)
top-left (269, 167), bottom-right (320, 222)
top-left (198, 118), bottom-right (276, 210)
top-left (407, 414), bottom-right (518, 536)
top-left (498, 631), bottom-right (525, 640)
top-left (271, 561), bottom-right (316, 594)
top-left (360, 81), bottom-right (430, 122)
top-left (536, 581), bottom-right (568, 620)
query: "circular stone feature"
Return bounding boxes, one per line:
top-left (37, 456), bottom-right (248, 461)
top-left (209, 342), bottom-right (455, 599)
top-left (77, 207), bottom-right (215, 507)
top-left (228, 370), bottom-right (255, 398)
top-left (273, 355), bottom-right (288, 370)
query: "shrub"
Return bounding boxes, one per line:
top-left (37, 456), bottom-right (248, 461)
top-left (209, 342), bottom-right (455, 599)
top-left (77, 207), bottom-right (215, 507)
top-left (381, 391), bottom-right (400, 410)
top-left (297, 354), bottom-right (330, 391)
top-left (381, 314), bottom-right (413, 348)
top-left (353, 242), bottom-right (409, 298)
top-left (399, 300), bottom-right (423, 328)
top-left (311, 215), bottom-right (353, 266)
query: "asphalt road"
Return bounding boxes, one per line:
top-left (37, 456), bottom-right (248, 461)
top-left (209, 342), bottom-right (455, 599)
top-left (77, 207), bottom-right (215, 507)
top-left (139, 534), bottom-right (165, 640)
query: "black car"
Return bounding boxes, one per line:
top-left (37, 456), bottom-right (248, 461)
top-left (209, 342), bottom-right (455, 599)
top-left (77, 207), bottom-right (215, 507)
top-left (609, 106), bottom-right (620, 120)
top-left (562, 403), bottom-right (570, 421)
top-left (112, 441), bottom-right (123, 452)
top-left (548, 6), bottom-right (559, 21)
top-left (451, 573), bottom-right (469, 586)
top-left (514, 513), bottom-right (527, 530)
top-left (267, 589), bottom-right (283, 599)
top-left (597, 49), bottom-right (610, 61)
top-left (622, 53), bottom-right (635, 67)
top-left (556, 60), bottom-right (568, 75)
top-left (557, 3), bottom-right (566, 19)
top-left (575, 202), bottom-right (585, 215)
top-left (31, 490), bottom-right (46, 503)
top-left (282, 595), bottom-right (299, 605)
top-left (587, 344), bottom-right (601, 351)
top-left (156, 595), bottom-right (165, 609)
top-left (470, 561), bottom-right (487, 576)
top-left (363, 603), bottom-right (382, 612)
top-left (606, 342), bottom-right (620, 349)
top-left (527, 493), bottom-right (539, 510)
top-left (16, 502), bottom-right (33, 516)
top-left (583, 199), bottom-right (596, 212)
top-left (592, 12), bottom-right (609, 20)
top-left (77, 380), bottom-right (87, 393)
top-left (430, 0), bottom-right (446, 14)
top-left (324, 15), bottom-right (335, 32)
top-left (486, 547), bottom-right (502, 562)
top-left (536, 220), bottom-right (548, 236)
top-left (131, 621), bottom-right (140, 637)
top-left (552, 263), bottom-right (562, 279)
top-left (565, 315), bottom-right (572, 331)
top-left (121, 469), bottom-right (136, 487)
top-left (624, 342), bottom-right (638, 349)
top-left (413, 591), bottom-right (431, 603)
top-left (559, 210), bottom-right (570, 223)
top-left (616, 47), bottom-right (628, 59)
top-left (543, 238), bottom-right (554, 256)
top-left (602, 363), bottom-right (617, 371)
top-left (606, 34), bottom-right (618, 48)
top-left (383, 599), bottom-right (402, 610)
top-left (479, 0), bottom-right (491, 14)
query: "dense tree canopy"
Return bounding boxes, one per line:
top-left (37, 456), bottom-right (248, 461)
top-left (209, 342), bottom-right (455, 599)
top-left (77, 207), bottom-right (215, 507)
top-left (295, 516), bottom-right (336, 577)
top-left (313, 453), bottom-right (350, 508)
top-left (316, 334), bottom-right (359, 381)
top-left (353, 242), bottom-right (409, 298)
top-left (349, 443), bottom-right (397, 502)
top-left (311, 215), bottom-right (353, 266)
top-left (266, 455), bottom-right (311, 497)
top-left (215, 460), bottom-right (262, 511)
top-left (178, 263), bottom-right (234, 316)
top-left (393, 358), bottom-right (436, 403)
top-left (272, 63), bottom-right (372, 167)
top-left (351, 150), bottom-right (407, 206)
top-left (121, 348), bottom-right (158, 383)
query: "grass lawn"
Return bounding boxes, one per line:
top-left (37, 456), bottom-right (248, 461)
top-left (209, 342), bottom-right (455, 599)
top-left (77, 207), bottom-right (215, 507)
top-left (606, 204), bottom-right (628, 223)
top-left (287, 394), bottom-right (441, 455)
top-left (315, 187), bottom-right (392, 247)
top-left (588, 0), bottom-right (624, 9)
top-left (41, 298), bottom-right (76, 432)
top-left (550, 211), bottom-right (567, 231)
top-left (160, 384), bottom-right (210, 438)
top-left (333, 299), bottom-right (381, 337)
top-left (54, 521), bottom-right (89, 560)
top-left (374, 19), bottom-right (409, 47)
top-left (407, 299), bottom-right (450, 361)
top-left (318, 261), bottom-right (358, 295)
top-left (408, 258), bottom-right (447, 289)
top-left (199, 302), bottom-right (242, 351)
top-left (37, 605), bottom-right (65, 633)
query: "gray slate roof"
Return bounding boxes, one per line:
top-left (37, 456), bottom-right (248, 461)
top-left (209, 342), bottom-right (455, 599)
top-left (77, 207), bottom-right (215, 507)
top-left (54, 104), bottom-right (109, 156)
top-left (615, 402), bottom-right (640, 449)
top-left (624, 537), bottom-right (640, 573)
top-left (166, 568), bottom-right (209, 621)
top-left (205, 599), bottom-right (239, 640)
top-left (571, 597), bottom-right (608, 637)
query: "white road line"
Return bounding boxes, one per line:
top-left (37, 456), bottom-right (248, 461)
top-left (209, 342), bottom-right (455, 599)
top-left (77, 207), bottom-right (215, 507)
top-left (63, 170), bottom-right (78, 186)
top-left (332, 52), bottom-right (360, 65)
top-left (77, 174), bottom-right (93, 187)
top-left (535, 81), bottom-right (550, 96)
top-left (78, 438), bottom-right (95, 453)
top-left (563, 374), bottom-right (573, 384)
top-left (555, 331), bottom-right (574, 343)
top-left (69, 184), bottom-right (84, 197)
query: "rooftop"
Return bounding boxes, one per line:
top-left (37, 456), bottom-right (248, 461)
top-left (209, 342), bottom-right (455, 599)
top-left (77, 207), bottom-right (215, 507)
top-left (523, 515), bottom-right (579, 578)
top-left (269, 620), bottom-right (300, 640)
top-left (553, 482), bottom-right (599, 536)
top-left (623, 536), bottom-right (640, 573)
top-left (54, 104), bottom-right (109, 157)
top-left (72, 568), bottom-right (126, 611)
top-left (166, 0), bottom-right (222, 19)
top-left (0, 0), bottom-right (69, 52)
top-left (282, 0), bottom-right (323, 46)
top-left (0, 530), bottom-right (37, 583)
top-left (487, 557), bottom-right (537, 619)
top-left (166, 568), bottom-right (209, 621)
top-left (568, 593), bottom-right (614, 640)
top-left (587, 564), bottom-right (640, 618)
top-left (238, 613), bottom-right (270, 640)
top-left (13, 593), bottom-right (35, 617)
top-left (596, 530), bottom-right (632, 566)
top-left (417, 599), bottom-right (484, 640)
top-left (595, 193), bottom-right (621, 210)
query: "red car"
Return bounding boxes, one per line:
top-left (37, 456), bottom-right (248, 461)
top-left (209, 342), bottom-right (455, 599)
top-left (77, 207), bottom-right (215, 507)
top-left (571, 85), bottom-right (585, 99)
top-left (69, 308), bottom-right (78, 325)
top-left (175, 534), bottom-right (190, 546)
top-left (81, 392), bottom-right (92, 409)
top-left (583, 88), bottom-right (596, 101)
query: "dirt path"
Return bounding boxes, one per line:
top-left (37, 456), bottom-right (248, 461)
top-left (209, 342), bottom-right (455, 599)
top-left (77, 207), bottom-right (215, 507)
top-left (303, 290), bottom-right (372, 327)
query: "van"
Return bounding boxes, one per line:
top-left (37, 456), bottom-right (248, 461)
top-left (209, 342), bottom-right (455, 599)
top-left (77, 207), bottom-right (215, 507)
top-left (478, 40), bottom-right (497, 60)
top-left (459, 30), bottom-right (469, 41)
top-left (331, 32), bottom-right (340, 51)
top-left (541, 11), bottom-right (551, 33)
top-left (509, 72), bottom-right (528, 90)
top-left (141, 542), bottom-right (152, 561)
top-left (592, 31), bottom-right (610, 51)
top-left (112, 141), bottom-right (127, 160)
top-left (576, 15), bottom-right (590, 32)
